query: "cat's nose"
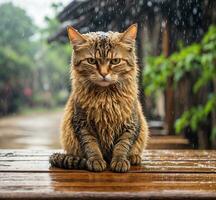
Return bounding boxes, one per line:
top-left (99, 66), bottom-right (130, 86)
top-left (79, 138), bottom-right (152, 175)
top-left (101, 74), bottom-right (111, 81)
top-left (99, 65), bottom-right (109, 77)
top-left (99, 71), bottom-right (109, 78)
top-left (101, 73), bottom-right (108, 78)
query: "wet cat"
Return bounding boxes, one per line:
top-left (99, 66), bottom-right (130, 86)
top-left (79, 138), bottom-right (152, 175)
top-left (49, 24), bottom-right (149, 172)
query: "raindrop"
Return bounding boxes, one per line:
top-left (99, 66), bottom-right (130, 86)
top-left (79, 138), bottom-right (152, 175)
top-left (161, 21), bottom-right (166, 28)
top-left (132, 8), bottom-right (136, 15)
top-left (139, 0), bottom-right (143, 5)
top-left (177, 10), bottom-right (181, 18)
top-left (199, 28), bottom-right (204, 35)
top-left (193, 7), bottom-right (197, 15)
top-left (154, 6), bottom-right (159, 12)
top-left (174, 19), bottom-right (179, 25)
top-left (189, 16), bottom-right (193, 25)
top-left (147, 1), bottom-right (152, 7)
top-left (125, 19), bottom-right (130, 25)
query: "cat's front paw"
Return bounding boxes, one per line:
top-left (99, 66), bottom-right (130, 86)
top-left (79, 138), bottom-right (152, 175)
top-left (86, 157), bottom-right (107, 172)
top-left (129, 154), bottom-right (142, 165)
top-left (110, 158), bottom-right (130, 173)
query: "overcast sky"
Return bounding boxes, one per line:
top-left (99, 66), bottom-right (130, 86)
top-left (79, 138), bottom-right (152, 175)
top-left (0, 0), bottom-right (71, 27)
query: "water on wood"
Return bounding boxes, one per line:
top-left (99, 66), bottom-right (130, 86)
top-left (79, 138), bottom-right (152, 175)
top-left (0, 111), bottom-right (63, 149)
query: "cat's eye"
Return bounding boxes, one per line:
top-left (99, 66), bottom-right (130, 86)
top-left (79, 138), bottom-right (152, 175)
top-left (110, 58), bottom-right (121, 65)
top-left (87, 58), bottom-right (97, 65)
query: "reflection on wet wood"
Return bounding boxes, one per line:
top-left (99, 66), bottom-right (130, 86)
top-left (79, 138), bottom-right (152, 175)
top-left (148, 135), bottom-right (191, 149)
top-left (0, 111), bottom-right (63, 149)
top-left (0, 150), bottom-right (216, 199)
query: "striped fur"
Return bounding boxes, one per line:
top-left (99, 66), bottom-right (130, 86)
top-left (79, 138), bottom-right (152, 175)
top-left (49, 153), bottom-right (86, 169)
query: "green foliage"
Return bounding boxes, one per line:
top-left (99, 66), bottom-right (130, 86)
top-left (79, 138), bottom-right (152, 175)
top-left (0, 3), bottom-right (36, 53)
top-left (144, 43), bottom-right (202, 95)
top-left (0, 3), bottom-right (38, 113)
top-left (144, 25), bottom-right (216, 140)
top-left (43, 2), bottom-right (64, 35)
top-left (0, 2), bottom-right (71, 115)
top-left (175, 94), bottom-right (216, 133)
top-left (0, 46), bottom-right (34, 91)
top-left (36, 40), bottom-right (71, 95)
top-left (36, 2), bottom-right (71, 106)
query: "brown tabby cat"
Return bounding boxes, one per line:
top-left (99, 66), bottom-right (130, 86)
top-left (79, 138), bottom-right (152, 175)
top-left (49, 24), bottom-right (149, 172)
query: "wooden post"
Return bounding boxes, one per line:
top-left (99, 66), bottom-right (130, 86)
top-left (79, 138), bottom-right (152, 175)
top-left (162, 20), bottom-right (175, 135)
top-left (137, 22), bottom-right (146, 114)
top-left (212, 78), bottom-right (216, 148)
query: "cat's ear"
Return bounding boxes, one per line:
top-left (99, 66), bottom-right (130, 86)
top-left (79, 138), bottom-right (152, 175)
top-left (67, 26), bottom-right (86, 46)
top-left (120, 24), bottom-right (137, 42)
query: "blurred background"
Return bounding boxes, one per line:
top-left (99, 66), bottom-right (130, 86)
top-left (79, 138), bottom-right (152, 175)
top-left (0, 0), bottom-right (215, 150)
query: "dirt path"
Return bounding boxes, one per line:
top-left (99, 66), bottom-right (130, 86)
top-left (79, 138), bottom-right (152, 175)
top-left (0, 110), bottom-right (63, 149)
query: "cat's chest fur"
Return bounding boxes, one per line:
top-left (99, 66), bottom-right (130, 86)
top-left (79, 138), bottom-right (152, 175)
top-left (74, 86), bottom-right (135, 152)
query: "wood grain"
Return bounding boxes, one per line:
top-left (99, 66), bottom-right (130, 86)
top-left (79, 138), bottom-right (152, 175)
top-left (0, 150), bottom-right (216, 199)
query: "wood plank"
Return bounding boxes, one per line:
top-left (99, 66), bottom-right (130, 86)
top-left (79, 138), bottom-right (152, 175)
top-left (148, 135), bottom-right (191, 149)
top-left (0, 149), bottom-right (59, 157)
top-left (1, 172), bottom-right (216, 184)
top-left (0, 150), bottom-right (216, 199)
top-left (0, 184), bottom-right (216, 192)
top-left (1, 150), bottom-right (216, 161)
top-left (1, 191), bottom-right (216, 200)
top-left (0, 173), bottom-right (216, 198)
top-left (0, 160), bottom-right (215, 173)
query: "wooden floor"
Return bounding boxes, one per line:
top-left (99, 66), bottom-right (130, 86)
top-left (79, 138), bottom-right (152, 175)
top-left (0, 150), bottom-right (216, 199)
top-left (148, 135), bottom-right (191, 149)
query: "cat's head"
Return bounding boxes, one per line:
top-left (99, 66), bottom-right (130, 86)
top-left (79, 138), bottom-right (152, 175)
top-left (68, 24), bottom-right (137, 87)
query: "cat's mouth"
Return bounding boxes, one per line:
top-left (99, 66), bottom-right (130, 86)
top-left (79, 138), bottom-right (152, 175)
top-left (96, 80), bottom-right (112, 87)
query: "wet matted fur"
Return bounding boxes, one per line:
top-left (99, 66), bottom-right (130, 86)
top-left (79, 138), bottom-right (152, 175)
top-left (49, 24), bottom-right (149, 172)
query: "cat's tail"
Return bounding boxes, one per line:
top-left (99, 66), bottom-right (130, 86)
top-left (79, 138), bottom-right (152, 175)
top-left (49, 153), bottom-right (87, 169)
